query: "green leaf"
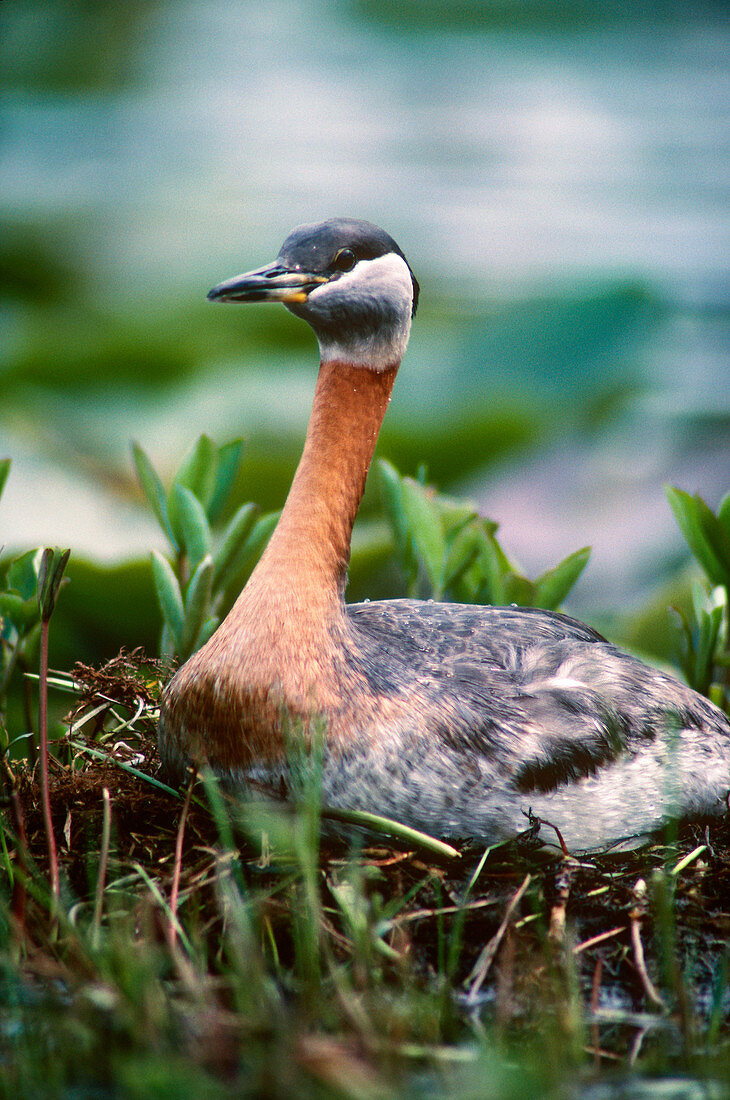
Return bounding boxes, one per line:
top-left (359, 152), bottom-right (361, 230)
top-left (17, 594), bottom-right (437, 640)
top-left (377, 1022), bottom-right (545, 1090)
top-left (207, 439), bottom-right (245, 524)
top-left (159, 620), bottom-right (175, 659)
top-left (168, 484), bottom-right (211, 571)
top-left (8, 550), bottom-right (41, 600)
top-left (195, 616), bottom-right (219, 651)
top-left (694, 605), bottom-right (722, 696)
top-left (474, 529), bottom-right (511, 605)
top-left (436, 496), bottom-right (479, 539)
top-left (671, 582), bottom-right (726, 696)
top-left (227, 511), bottom-right (279, 579)
top-left (0, 592), bottom-right (25, 623)
top-left (175, 435), bottom-right (217, 508)
top-left (718, 491), bottom-right (730, 541)
top-left (378, 459), bottom-right (419, 591)
top-left (400, 477), bottom-right (446, 596)
top-left (180, 554), bottom-right (214, 658)
top-left (38, 547), bottom-right (70, 621)
top-left (0, 458), bottom-right (10, 500)
top-left (132, 441), bottom-right (176, 549)
top-left (212, 501), bottom-right (259, 588)
top-left (150, 551), bottom-right (184, 650)
top-left (449, 559), bottom-right (480, 604)
top-left (502, 573), bottom-right (537, 608)
top-left (37, 550), bottom-right (49, 607)
top-left (694, 495), bottom-right (730, 581)
top-left (378, 459), bottom-right (408, 558)
top-left (0, 592), bottom-right (39, 633)
top-left (666, 486), bottom-right (730, 587)
top-left (442, 522), bottom-right (481, 591)
top-left (534, 546), bottom-right (591, 610)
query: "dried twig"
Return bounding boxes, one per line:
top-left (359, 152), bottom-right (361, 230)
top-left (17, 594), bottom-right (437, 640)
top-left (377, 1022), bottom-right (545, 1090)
top-left (582, 1045), bottom-right (622, 1062)
top-left (629, 1023), bottom-right (650, 1065)
top-left (92, 787), bottom-right (112, 948)
top-left (169, 769), bottom-right (197, 949)
top-left (464, 873), bottom-right (531, 1003)
top-left (590, 956), bottom-right (603, 1065)
top-left (383, 894), bottom-right (499, 931)
top-left (527, 810), bottom-right (570, 856)
top-left (495, 924), bottom-right (515, 1030)
top-left (37, 617), bottom-right (60, 910)
top-left (548, 861), bottom-right (574, 944)
top-left (3, 759), bottom-right (28, 936)
top-left (572, 926), bottom-right (624, 955)
top-left (629, 878), bottom-right (666, 1012)
top-left (36, 547), bottom-right (70, 914)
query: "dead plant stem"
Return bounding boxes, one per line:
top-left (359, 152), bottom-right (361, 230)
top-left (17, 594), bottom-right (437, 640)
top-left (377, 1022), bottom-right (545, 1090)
top-left (3, 759), bottom-right (28, 936)
top-left (464, 873), bottom-right (531, 1003)
top-left (629, 880), bottom-right (666, 1012)
top-left (38, 618), bottom-right (59, 910)
top-left (92, 787), bottom-right (112, 947)
top-left (169, 770), bottom-right (196, 949)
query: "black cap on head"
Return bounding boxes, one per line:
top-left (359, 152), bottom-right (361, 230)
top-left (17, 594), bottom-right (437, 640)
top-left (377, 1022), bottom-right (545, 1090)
top-left (279, 218), bottom-right (419, 316)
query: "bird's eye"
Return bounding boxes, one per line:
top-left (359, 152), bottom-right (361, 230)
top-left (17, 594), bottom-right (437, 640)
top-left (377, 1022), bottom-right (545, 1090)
top-left (333, 248), bottom-right (356, 273)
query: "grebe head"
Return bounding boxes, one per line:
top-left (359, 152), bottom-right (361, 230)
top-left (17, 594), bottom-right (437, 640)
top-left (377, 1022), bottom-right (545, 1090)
top-left (207, 217), bottom-right (419, 369)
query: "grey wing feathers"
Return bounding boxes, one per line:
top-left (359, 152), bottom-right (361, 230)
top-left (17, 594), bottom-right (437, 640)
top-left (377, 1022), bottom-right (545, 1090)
top-left (346, 599), bottom-right (730, 794)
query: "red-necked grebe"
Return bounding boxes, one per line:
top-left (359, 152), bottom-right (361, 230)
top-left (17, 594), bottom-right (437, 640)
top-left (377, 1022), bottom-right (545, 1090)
top-left (158, 218), bottom-right (730, 852)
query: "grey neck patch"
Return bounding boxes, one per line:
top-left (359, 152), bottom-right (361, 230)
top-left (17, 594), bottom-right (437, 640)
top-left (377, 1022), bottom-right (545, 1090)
top-left (289, 253), bottom-right (414, 371)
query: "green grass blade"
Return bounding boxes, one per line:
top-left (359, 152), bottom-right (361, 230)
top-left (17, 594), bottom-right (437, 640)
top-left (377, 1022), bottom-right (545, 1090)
top-left (321, 805), bottom-right (460, 859)
top-left (67, 739), bottom-right (180, 798)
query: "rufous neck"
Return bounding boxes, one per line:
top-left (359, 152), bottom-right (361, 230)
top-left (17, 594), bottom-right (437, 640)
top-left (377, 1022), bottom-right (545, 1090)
top-left (247, 358), bottom-right (398, 608)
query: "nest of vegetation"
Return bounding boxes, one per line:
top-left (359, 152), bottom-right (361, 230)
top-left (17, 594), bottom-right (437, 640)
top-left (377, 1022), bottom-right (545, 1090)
top-left (2, 648), bottom-right (729, 1097)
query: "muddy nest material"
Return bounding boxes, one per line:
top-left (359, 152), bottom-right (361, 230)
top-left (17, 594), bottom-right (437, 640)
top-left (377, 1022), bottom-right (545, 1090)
top-left (2, 648), bottom-right (729, 1077)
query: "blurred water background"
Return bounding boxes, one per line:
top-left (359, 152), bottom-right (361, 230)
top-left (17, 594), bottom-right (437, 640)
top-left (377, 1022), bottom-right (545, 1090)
top-left (1, 0), bottom-right (728, 668)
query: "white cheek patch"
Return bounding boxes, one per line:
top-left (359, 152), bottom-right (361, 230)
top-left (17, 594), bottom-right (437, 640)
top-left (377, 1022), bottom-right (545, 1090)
top-left (317, 252), bottom-right (414, 309)
top-left (308, 253), bottom-right (414, 369)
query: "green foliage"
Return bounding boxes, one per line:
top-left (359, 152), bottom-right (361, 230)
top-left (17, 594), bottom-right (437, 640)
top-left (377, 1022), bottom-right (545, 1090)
top-left (1, 550), bottom-right (42, 636)
top-left (359, 0), bottom-right (700, 32)
top-left (666, 485), bottom-right (730, 709)
top-left (134, 436), bottom-right (278, 661)
top-left (0, 463), bottom-right (41, 721)
top-left (36, 547), bottom-right (70, 622)
top-left (379, 458), bottom-right (590, 609)
top-left (671, 584), bottom-right (727, 704)
top-left (0, 458), bottom-right (10, 498)
top-left (0, 465), bottom-right (70, 911)
top-left (666, 486), bottom-right (730, 591)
